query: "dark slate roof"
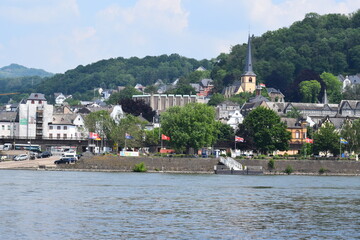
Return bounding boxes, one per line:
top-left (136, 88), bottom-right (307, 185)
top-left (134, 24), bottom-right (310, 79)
top-left (190, 83), bottom-right (201, 92)
top-left (217, 100), bottom-right (239, 107)
top-left (0, 111), bottom-right (17, 122)
top-left (339, 100), bottom-right (360, 110)
top-left (287, 103), bottom-right (338, 111)
top-left (28, 93), bottom-right (46, 101)
top-left (339, 74), bottom-right (360, 84)
top-left (281, 117), bottom-right (303, 128)
top-left (249, 95), bottom-right (269, 103)
top-left (200, 78), bottom-right (213, 87)
top-left (267, 88), bottom-right (284, 95)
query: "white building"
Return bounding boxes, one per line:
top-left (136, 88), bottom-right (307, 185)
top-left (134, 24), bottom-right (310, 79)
top-left (48, 113), bottom-right (86, 140)
top-left (18, 93), bottom-right (54, 139)
top-left (0, 112), bottom-right (18, 139)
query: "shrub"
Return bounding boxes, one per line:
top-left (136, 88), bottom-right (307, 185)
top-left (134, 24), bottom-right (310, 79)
top-left (319, 167), bottom-right (328, 174)
top-left (284, 165), bottom-right (293, 175)
top-left (133, 162), bottom-right (147, 172)
top-left (268, 159), bottom-right (275, 171)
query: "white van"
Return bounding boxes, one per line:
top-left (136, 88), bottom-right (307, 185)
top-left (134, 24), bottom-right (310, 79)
top-left (61, 152), bottom-right (78, 160)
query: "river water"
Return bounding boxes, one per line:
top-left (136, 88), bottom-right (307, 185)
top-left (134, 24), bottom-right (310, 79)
top-left (0, 170), bottom-right (359, 240)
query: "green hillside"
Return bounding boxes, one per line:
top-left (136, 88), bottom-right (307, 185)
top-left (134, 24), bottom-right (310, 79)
top-left (35, 54), bottom-right (212, 101)
top-left (211, 10), bottom-right (360, 101)
top-left (0, 63), bottom-right (53, 78)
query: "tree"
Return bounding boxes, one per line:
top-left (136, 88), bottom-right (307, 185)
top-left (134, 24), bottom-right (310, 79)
top-left (119, 98), bottom-right (156, 122)
top-left (160, 103), bottom-right (219, 153)
top-left (299, 80), bottom-right (321, 103)
top-left (242, 107), bottom-right (291, 154)
top-left (144, 128), bottom-right (161, 146)
top-left (207, 93), bottom-right (225, 106)
top-left (320, 72), bottom-right (342, 103)
top-left (312, 122), bottom-right (340, 156)
top-left (84, 110), bottom-right (114, 140)
top-left (286, 107), bottom-right (302, 119)
top-left (106, 86), bottom-right (142, 104)
top-left (108, 114), bottom-right (146, 149)
top-left (341, 119), bottom-right (360, 155)
top-left (166, 83), bottom-right (196, 95)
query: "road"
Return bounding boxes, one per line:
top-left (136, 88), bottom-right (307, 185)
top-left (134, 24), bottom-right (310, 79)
top-left (0, 150), bottom-right (59, 169)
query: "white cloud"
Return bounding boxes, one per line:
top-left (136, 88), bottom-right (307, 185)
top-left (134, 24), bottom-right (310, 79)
top-left (0, 0), bottom-right (79, 24)
top-left (97, 0), bottom-right (189, 34)
top-left (246, 0), bottom-right (360, 31)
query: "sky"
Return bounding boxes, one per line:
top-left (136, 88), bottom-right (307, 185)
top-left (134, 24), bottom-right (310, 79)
top-left (0, 0), bottom-right (359, 73)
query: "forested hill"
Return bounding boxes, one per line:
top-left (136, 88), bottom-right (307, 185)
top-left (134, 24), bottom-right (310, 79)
top-left (35, 54), bottom-right (212, 99)
top-left (0, 64), bottom-right (53, 78)
top-left (211, 10), bottom-right (360, 101)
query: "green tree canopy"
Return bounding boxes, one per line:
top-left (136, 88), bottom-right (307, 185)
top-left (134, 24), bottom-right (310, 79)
top-left (207, 93), bottom-right (225, 106)
top-left (299, 80), bottom-right (321, 103)
top-left (242, 106), bottom-right (291, 154)
top-left (160, 103), bottom-right (219, 153)
top-left (106, 86), bottom-right (142, 104)
top-left (320, 72), bottom-right (342, 103)
top-left (313, 121), bottom-right (340, 156)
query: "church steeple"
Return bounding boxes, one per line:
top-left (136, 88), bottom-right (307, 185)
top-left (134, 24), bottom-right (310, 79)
top-left (243, 35), bottom-right (256, 76)
top-left (323, 89), bottom-right (328, 104)
top-left (239, 34), bottom-right (257, 93)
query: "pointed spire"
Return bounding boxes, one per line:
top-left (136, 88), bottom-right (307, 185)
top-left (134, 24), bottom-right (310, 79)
top-left (323, 89), bottom-right (328, 104)
top-left (243, 35), bottom-right (256, 76)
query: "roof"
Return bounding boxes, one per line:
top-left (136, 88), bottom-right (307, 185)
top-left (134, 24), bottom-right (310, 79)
top-left (242, 35), bottom-right (256, 76)
top-left (0, 111), bottom-right (17, 122)
top-left (339, 100), bottom-right (360, 110)
top-left (50, 114), bottom-right (77, 125)
top-left (339, 74), bottom-right (360, 84)
top-left (200, 79), bottom-right (213, 87)
top-left (281, 117), bottom-right (305, 128)
top-left (287, 102), bottom-right (338, 111)
top-left (249, 95), bottom-right (269, 103)
top-left (28, 93), bottom-right (46, 101)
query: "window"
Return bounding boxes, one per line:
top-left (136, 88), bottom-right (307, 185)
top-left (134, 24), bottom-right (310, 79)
top-left (295, 131), bottom-right (300, 139)
top-left (31, 100), bottom-right (34, 104)
top-left (49, 133), bottom-right (53, 139)
top-left (1, 125), bottom-right (4, 130)
top-left (49, 126), bottom-right (53, 130)
top-left (7, 125), bottom-right (10, 130)
top-left (57, 126), bottom-right (61, 130)
top-left (39, 100), bottom-right (42, 104)
top-left (249, 77), bottom-right (252, 83)
top-left (57, 134), bottom-right (60, 139)
top-left (63, 134), bottom-right (67, 139)
top-left (64, 126), bottom-right (68, 130)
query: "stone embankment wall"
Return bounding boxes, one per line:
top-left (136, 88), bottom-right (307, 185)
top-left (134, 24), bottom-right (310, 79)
top-left (239, 159), bottom-right (360, 175)
top-left (61, 155), bottom-right (219, 173)
top-left (59, 155), bottom-right (360, 175)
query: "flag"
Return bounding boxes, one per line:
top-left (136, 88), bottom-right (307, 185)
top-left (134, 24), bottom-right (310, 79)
top-left (125, 133), bottom-right (133, 139)
top-left (260, 83), bottom-right (266, 87)
top-left (305, 138), bottom-right (313, 143)
top-left (161, 134), bottom-right (170, 141)
top-left (89, 132), bottom-right (100, 139)
top-left (340, 137), bottom-right (348, 144)
top-left (235, 136), bottom-right (244, 142)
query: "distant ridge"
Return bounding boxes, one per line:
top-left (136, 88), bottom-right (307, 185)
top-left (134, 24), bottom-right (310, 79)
top-left (0, 63), bottom-right (53, 78)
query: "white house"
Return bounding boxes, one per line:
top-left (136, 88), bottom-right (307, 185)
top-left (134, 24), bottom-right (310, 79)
top-left (48, 113), bottom-right (86, 140)
top-left (226, 110), bottom-right (244, 130)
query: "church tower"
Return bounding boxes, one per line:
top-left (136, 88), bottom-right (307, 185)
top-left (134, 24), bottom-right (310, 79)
top-left (240, 35), bottom-right (256, 93)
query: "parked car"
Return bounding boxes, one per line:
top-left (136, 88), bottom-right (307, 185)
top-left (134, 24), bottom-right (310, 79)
top-left (38, 151), bottom-right (52, 158)
top-left (54, 157), bottom-right (77, 164)
top-left (14, 154), bottom-right (29, 161)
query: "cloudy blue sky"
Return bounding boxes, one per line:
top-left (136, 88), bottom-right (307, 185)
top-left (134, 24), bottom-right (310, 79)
top-left (0, 0), bottom-right (358, 73)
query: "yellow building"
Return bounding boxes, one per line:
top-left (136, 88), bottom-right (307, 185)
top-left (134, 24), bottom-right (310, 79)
top-left (237, 35), bottom-right (257, 94)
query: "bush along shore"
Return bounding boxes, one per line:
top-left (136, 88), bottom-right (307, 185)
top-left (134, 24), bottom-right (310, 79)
top-left (53, 154), bottom-right (360, 176)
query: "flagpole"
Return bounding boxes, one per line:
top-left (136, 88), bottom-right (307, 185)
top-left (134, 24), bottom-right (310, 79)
top-left (340, 138), bottom-right (341, 159)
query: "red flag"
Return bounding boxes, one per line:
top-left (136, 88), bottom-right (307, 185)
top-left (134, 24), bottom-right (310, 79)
top-left (89, 132), bottom-right (100, 139)
top-left (161, 134), bottom-right (170, 141)
top-left (235, 136), bottom-right (244, 142)
top-left (305, 138), bottom-right (313, 143)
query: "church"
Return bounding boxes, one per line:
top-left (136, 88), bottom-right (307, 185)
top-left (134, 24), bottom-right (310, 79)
top-left (223, 35), bottom-right (257, 97)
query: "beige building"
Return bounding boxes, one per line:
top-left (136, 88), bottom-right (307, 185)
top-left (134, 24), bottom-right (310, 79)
top-left (132, 94), bottom-right (208, 113)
